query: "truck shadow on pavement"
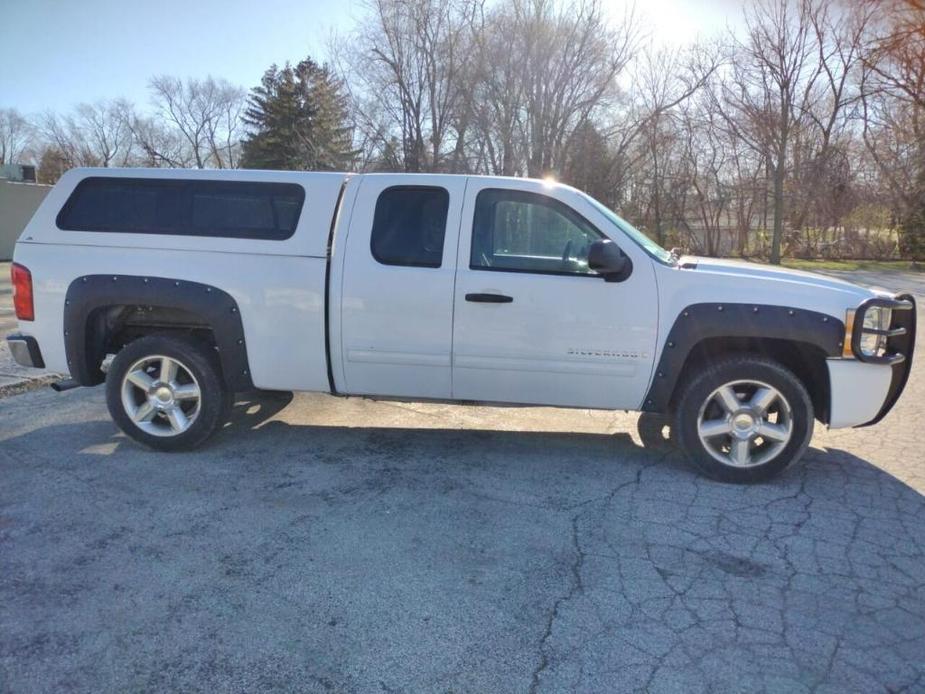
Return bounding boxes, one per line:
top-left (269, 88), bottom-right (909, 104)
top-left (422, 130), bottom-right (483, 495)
top-left (2, 392), bottom-right (924, 692)
top-left (223, 391), bottom-right (680, 458)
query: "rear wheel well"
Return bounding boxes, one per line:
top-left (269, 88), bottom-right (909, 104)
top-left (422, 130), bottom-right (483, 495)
top-left (83, 304), bottom-right (219, 380)
top-left (64, 275), bottom-right (252, 391)
top-left (668, 337), bottom-right (831, 424)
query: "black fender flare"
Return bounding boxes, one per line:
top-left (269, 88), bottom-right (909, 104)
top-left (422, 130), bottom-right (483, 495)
top-left (63, 274), bottom-right (253, 391)
top-left (642, 302), bottom-right (846, 413)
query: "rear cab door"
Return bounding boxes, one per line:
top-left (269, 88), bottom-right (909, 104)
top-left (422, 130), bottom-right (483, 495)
top-left (332, 174), bottom-right (467, 398)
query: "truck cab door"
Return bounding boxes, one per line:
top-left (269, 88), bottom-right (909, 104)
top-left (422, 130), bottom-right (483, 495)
top-left (451, 179), bottom-right (659, 409)
top-left (337, 175), bottom-right (466, 399)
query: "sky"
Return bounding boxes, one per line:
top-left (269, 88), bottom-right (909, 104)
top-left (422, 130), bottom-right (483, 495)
top-left (0, 0), bottom-right (745, 116)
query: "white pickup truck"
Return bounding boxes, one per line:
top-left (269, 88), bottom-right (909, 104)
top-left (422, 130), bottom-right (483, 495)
top-left (6, 169), bottom-right (916, 482)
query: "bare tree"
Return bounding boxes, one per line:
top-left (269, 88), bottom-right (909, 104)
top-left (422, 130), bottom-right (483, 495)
top-left (466, 0), bottom-right (648, 182)
top-left (466, 1), bottom-right (528, 175)
top-left (716, 0), bottom-right (825, 264)
top-left (0, 108), bottom-right (34, 166)
top-left (143, 76), bottom-right (246, 168)
top-left (345, 0), bottom-right (477, 172)
top-left (761, 0), bottom-right (869, 257)
top-left (627, 44), bottom-right (720, 244)
top-left (129, 115), bottom-right (197, 168)
top-left (40, 100), bottom-right (136, 169)
top-left (862, 0), bottom-right (925, 109)
top-left (520, 0), bottom-right (639, 177)
top-left (859, 0), bottom-right (925, 259)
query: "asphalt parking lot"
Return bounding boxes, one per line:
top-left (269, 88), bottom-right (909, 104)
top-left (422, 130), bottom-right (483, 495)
top-left (1, 270), bottom-right (924, 693)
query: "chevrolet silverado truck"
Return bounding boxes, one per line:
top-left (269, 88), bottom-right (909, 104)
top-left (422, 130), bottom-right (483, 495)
top-left (5, 169), bottom-right (917, 482)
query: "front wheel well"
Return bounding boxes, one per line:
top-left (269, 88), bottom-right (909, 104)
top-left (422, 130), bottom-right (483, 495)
top-left (668, 337), bottom-right (831, 424)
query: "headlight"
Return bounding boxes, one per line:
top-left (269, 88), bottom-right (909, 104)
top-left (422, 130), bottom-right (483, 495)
top-left (858, 306), bottom-right (892, 357)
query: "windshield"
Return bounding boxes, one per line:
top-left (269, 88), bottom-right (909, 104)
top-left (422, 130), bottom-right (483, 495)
top-left (581, 193), bottom-right (674, 265)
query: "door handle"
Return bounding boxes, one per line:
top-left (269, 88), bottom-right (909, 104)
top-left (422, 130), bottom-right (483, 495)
top-left (465, 293), bottom-right (513, 303)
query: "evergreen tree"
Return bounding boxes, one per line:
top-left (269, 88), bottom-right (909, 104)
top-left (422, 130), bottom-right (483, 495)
top-left (240, 58), bottom-right (355, 171)
top-left (37, 146), bottom-right (68, 184)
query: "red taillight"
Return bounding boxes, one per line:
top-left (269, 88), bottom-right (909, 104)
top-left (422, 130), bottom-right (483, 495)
top-left (11, 262), bottom-right (34, 321)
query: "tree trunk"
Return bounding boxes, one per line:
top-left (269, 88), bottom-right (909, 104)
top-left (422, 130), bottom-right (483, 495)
top-left (770, 162), bottom-right (785, 264)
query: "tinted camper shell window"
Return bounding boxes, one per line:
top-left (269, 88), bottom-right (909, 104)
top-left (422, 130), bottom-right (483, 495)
top-left (56, 177), bottom-right (305, 241)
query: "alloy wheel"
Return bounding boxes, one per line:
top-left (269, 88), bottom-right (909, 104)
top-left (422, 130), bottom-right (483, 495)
top-left (696, 379), bottom-right (793, 468)
top-left (120, 354), bottom-right (201, 437)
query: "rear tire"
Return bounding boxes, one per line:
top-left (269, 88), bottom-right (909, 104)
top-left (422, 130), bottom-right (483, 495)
top-left (673, 355), bottom-right (813, 483)
top-left (106, 335), bottom-right (231, 451)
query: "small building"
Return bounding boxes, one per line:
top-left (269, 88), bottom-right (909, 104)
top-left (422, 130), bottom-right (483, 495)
top-left (0, 164), bottom-right (51, 260)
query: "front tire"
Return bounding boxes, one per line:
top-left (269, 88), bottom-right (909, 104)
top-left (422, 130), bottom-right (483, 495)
top-left (106, 335), bottom-right (231, 451)
top-left (673, 356), bottom-right (814, 483)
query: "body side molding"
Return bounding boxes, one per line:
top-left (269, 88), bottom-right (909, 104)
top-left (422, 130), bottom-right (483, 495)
top-left (63, 275), bottom-right (253, 391)
top-left (642, 302), bottom-right (846, 413)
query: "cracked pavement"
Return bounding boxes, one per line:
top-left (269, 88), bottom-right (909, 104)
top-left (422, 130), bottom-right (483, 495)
top-left (1, 270), bottom-right (923, 693)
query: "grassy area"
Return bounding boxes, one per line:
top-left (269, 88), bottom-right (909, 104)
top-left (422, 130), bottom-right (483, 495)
top-left (779, 258), bottom-right (923, 273)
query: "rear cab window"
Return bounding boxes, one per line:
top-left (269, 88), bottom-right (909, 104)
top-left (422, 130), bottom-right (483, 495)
top-left (370, 186), bottom-right (450, 268)
top-left (56, 177), bottom-right (305, 240)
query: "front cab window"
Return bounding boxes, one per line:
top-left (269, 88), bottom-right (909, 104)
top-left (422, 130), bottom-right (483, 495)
top-left (471, 189), bottom-right (603, 276)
